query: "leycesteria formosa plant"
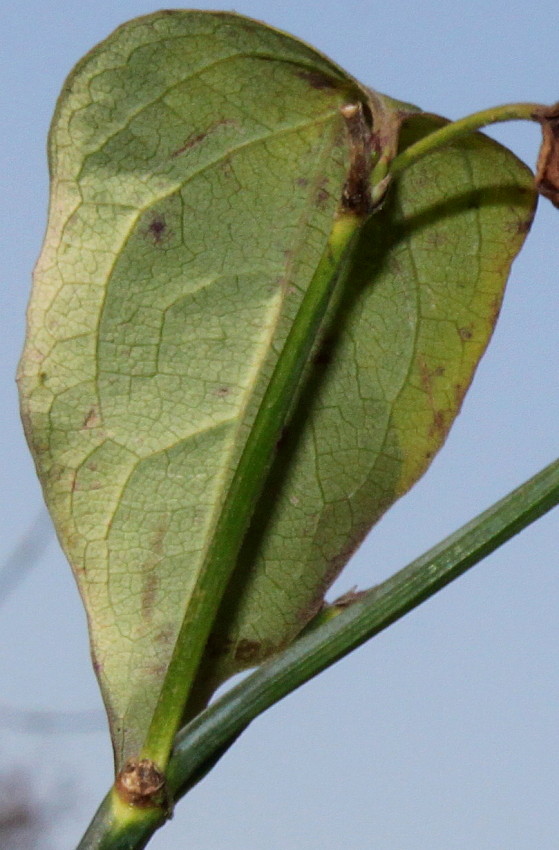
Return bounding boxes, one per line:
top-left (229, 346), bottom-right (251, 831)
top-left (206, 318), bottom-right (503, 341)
top-left (17, 10), bottom-right (559, 849)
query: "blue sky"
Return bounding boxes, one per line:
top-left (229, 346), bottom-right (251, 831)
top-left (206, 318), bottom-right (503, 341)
top-left (1, 1), bottom-right (558, 847)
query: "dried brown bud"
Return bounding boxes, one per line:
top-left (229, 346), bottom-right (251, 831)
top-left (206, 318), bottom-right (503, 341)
top-left (115, 758), bottom-right (167, 809)
top-left (534, 102), bottom-right (559, 207)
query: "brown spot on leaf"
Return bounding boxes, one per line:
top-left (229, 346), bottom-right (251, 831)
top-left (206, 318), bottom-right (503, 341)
top-left (429, 409), bottom-right (446, 438)
top-left (150, 518), bottom-right (168, 558)
top-left (515, 216), bottom-right (533, 235)
top-left (489, 295), bottom-right (502, 328)
top-left (147, 215), bottom-right (167, 245)
top-left (425, 231), bottom-right (448, 248)
top-left (171, 119), bottom-right (238, 157)
top-left (458, 326), bottom-right (473, 341)
top-left (315, 186), bottom-right (330, 210)
top-left (140, 517), bottom-right (168, 618)
top-left (454, 382), bottom-right (466, 406)
top-left (419, 358), bottom-right (447, 438)
top-left (419, 359), bottom-right (445, 394)
top-left (234, 639), bottom-right (262, 663)
top-left (297, 70), bottom-right (338, 90)
top-left (141, 573), bottom-right (159, 620)
top-left (204, 633), bottom-right (233, 659)
top-left (216, 386), bottom-right (230, 397)
top-left (155, 626), bottom-right (174, 646)
top-left (534, 102), bottom-right (559, 207)
top-left (82, 406), bottom-right (100, 429)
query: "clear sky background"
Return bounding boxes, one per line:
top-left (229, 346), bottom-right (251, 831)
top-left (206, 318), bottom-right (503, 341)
top-left (1, 1), bottom-right (558, 848)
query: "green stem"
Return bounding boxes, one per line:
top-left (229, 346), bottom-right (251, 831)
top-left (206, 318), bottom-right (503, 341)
top-left (140, 210), bottom-right (364, 769)
top-left (167, 457), bottom-right (559, 797)
top-left (77, 791), bottom-right (163, 850)
top-left (78, 458), bottom-right (559, 849)
top-left (372, 101), bottom-right (543, 203)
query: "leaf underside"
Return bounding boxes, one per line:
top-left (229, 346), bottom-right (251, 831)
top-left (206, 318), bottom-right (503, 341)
top-left (18, 9), bottom-right (536, 767)
top-left (195, 112), bottom-right (536, 698)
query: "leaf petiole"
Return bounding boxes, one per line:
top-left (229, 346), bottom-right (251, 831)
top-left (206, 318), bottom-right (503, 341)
top-left (139, 207), bottom-right (366, 772)
top-left (371, 101), bottom-right (545, 204)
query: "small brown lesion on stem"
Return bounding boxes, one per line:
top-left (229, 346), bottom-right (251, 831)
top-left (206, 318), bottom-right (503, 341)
top-left (340, 102), bottom-right (373, 216)
top-left (534, 102), bottom-right (559, 207)
top-left (115, 758), bottom-right (169, 811)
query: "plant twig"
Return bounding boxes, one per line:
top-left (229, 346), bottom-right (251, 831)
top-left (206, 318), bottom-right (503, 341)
top-left (77, 458), bottom-right (559, 849)
top-left (371, 101), bottom-right (545, 204)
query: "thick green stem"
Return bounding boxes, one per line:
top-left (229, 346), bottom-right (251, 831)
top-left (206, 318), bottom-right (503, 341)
top-left (76, 791), bottom-right (163, 850)
top-left (372, 101), bottom-right (544, 203)
top-left (140, 210), bottom-right (364, 769)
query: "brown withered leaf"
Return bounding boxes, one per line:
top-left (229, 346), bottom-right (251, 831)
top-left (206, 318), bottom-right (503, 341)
top-left (535, 102), bottom-right (559, 207)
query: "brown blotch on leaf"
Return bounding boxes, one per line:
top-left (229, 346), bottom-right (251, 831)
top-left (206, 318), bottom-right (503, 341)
top-left (454, 382), bottom-right (466, 407)
top-left (489, 295), bottom-right (502, 328)
top-left (315, 186), bottom-right (330, 210)
top-left (458, 326), bottom-right (473, 341)
top-left (234, 639), bottom-right (262, 663)
top-left (141, 573), bottom-right (159, 620)
top-left (429, 409), bottom-right (446, 438)
top-left (115, 758), bottom-right (168, 809)
top-left (171, 119), bottom-right (238, 157)
top-left (534, 102), bottom-right (559, 207)
top-left (515, 216), bottom-right (533, 235)
top-left (155, 625), bottom-right (175, 646)
top-left (204, 632), bottom-right (233, 659)
top-left (147, 215), bottom-right (167, 244)
top-left (297, 70), bottom-right (338, 90)
top-left (82, 406), bottom-right (100, 429)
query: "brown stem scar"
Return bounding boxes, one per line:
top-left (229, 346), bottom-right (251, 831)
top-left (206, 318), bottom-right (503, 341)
top-left (115, 758), bottom-right (169, 811)
top-left (340, 102), bottom-right (373, 216)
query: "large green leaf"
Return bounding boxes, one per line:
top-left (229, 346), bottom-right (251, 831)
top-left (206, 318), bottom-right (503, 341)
top-left (17, 11), bottom-right (381, 767)
top-left (193, 112), bottom-right (536, 698)
top-left (18, 8), bottom-right (535, 771)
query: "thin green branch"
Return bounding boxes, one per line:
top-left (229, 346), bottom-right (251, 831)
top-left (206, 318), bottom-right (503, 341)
top-left (371, 101), bottom-right (544, 204)
top-left (78, 458), bottom-right (559, 848)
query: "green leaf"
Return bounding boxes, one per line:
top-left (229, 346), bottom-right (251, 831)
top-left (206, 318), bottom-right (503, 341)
top-left (193, 111), bottom-right (536, 696)
top-left (18, 8), bottom-right (536, 774)
top-left (17, 10), bottom-right (382, 768)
